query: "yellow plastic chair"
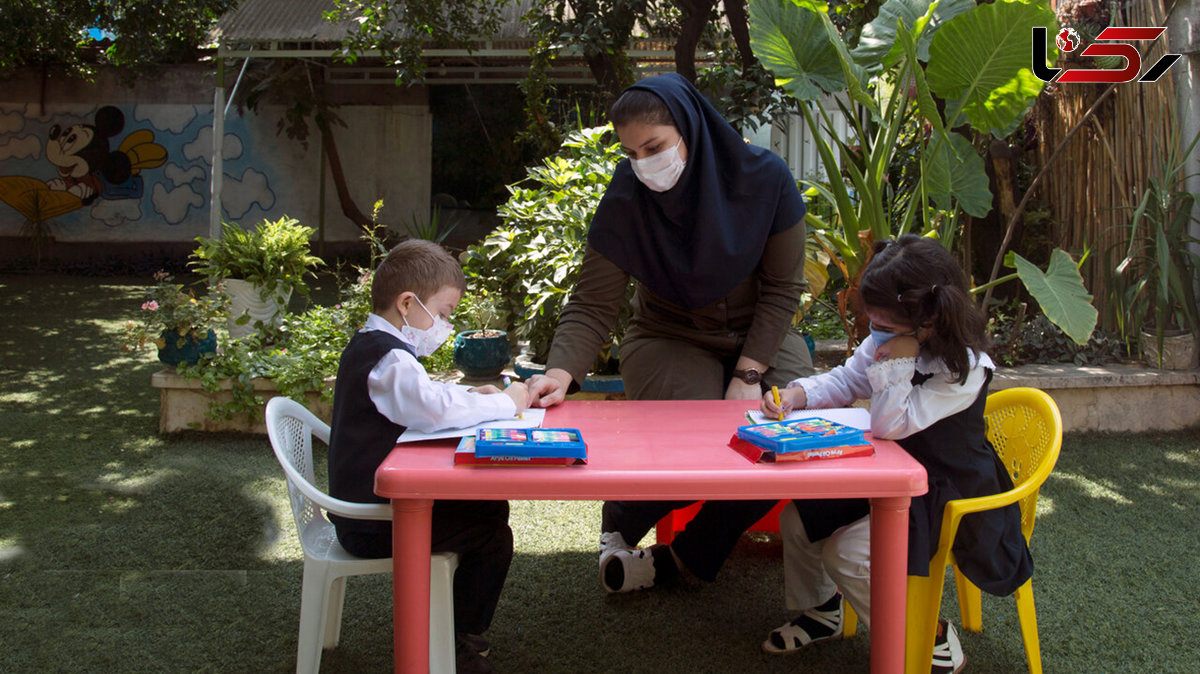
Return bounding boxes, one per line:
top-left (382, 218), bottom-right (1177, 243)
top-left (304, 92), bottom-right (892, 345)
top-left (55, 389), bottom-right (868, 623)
top-left (840, 387), bottom-right (1061, 674)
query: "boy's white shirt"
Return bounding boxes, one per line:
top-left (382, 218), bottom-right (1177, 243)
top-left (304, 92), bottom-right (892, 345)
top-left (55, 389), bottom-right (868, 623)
top-left (789, 337), bottom-right (994, 441)
top-left (362, 313), bottom-right (517, 433)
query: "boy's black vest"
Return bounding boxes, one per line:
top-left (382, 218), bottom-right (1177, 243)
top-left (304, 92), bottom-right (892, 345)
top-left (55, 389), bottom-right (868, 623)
top-left (327, 329), bottom-right (412, 535)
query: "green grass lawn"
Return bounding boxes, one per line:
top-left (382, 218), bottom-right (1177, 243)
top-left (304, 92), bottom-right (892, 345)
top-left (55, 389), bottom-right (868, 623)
top-left (2, 273), bottom-right (1199, 673)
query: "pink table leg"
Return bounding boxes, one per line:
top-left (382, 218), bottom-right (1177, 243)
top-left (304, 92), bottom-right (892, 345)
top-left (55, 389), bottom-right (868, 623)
top-left (869, 496), bottom-right (911, 674)
top-left (392, 498), bottom-right (434, 673)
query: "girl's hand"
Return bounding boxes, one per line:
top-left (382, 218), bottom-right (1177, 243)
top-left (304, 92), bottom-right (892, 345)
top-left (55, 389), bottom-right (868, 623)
top-left (761, 386), bottom-right (805, 417)
top-left (874, 335), bottom-right (919, 361)
top-left (724, 378), bottom-right (763, 401)
top-left (468, 384), bottom-right (501, 394)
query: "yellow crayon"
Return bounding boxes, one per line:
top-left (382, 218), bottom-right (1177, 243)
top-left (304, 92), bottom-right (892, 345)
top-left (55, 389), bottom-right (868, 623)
top-left (771, 385), bottom-right (783, 421)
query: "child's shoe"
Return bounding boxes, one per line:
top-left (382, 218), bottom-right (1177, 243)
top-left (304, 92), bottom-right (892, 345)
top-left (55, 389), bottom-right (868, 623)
top-left (599, 533), bottom-right (678, 593)
top-left (455, 634), bottom-right (495, 673)
top-left (762, 592), bottom-right (844, 654)
top-left (930, 619), bottom-right (966, 673)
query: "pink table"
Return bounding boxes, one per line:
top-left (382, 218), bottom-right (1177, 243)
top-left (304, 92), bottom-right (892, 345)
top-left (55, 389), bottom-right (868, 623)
top-left (375, 399), bottom-right (926, 673)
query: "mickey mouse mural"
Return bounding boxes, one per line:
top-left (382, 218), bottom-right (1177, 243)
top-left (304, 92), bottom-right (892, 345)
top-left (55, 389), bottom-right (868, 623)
top-left (0, 105), bottom-right (167, 223)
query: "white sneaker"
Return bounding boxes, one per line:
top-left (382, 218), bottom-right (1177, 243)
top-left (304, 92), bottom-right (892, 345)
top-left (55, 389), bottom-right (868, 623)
top-left (600, 547), bottom-right (656, 593)
top-left (930, 619), bottom-right (965, 673)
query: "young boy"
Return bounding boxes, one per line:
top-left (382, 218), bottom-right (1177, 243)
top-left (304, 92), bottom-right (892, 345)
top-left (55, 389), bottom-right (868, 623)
top-left (328, 239), bottom-right (529, 673)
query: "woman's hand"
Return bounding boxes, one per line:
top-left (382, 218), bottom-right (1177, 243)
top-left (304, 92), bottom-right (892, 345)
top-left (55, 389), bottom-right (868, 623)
top-left (526, 368), bottom-right (573, 408)
top-left (724, 378), bottom-right (763, 401)
top-left (467, 384), bottom-right (501, 394)
top-left (761, 386), bottom-right (805, 418)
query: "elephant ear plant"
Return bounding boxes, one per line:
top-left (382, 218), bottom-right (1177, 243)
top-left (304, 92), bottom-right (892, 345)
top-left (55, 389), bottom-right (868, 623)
top-left (749, 0), bottom-right (1098, 348)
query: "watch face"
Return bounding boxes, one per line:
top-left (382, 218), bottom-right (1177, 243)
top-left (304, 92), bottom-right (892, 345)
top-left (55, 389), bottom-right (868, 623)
top-left (743, 369), bottom-right (761, 384)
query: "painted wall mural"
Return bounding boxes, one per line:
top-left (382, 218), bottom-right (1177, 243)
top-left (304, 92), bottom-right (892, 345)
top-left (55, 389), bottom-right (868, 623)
top-left (0, 103), bottom-right (280, 242)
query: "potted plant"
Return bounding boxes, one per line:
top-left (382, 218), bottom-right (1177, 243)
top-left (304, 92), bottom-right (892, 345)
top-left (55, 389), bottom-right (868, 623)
top-left (121, 271), bottom-right (228, 365)
top-left (1108, 130), bottom-right (1200, 369)
top-left (190, 216), bottom-right (324, 339)
top-left (452, 290), bottom-right (510, 379)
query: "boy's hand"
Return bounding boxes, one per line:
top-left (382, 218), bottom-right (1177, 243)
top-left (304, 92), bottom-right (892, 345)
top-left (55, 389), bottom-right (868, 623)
top-left (874, 335), bottom-right (919, 362)
top-left (761, 386), bottom-right (805, 418)
top-left (503, 381), bottom-right (530, 413)
top-left (468, 384), bottom-right (501, 394)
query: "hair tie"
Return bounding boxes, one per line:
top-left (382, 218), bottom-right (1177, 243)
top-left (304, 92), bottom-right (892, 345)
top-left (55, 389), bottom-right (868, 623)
top-left (930, 284), bottom-right (939, 294)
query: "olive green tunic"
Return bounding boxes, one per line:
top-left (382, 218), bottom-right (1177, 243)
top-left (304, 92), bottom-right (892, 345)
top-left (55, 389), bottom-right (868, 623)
top-left (546, 222), bottom-right (813, 399)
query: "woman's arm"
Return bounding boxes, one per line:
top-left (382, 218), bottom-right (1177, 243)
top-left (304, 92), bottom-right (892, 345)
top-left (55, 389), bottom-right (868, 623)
top-left (740, 221), bottom-right (806, 370)
top-left (530, 244), bottom-right (630, 406)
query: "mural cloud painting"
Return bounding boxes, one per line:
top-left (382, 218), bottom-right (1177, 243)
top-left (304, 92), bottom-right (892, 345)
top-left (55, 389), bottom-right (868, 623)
top-left (220, 168), bottom-right (274, 220)
top-left (0, 108), bottom-right (24, 134)
top-left (183, 126), bottom-right (243, 165)
top-left (152, 182), bottom-right (205, 225)
top-left (0, 135), bottom-right (40, 161)
top-left (134, 105), bottom-right (198, 135)
top-left (164, 162), bottom-right (207, 187)
top-left (91, 197), bottom-right (143, 227)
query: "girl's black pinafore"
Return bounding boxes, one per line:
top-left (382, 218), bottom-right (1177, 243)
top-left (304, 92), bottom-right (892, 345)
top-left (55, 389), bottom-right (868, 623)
top-left (794, 369), bottom-right (1033, 597)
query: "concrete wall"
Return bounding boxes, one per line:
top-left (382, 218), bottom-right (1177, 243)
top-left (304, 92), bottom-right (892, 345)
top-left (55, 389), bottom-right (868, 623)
top-left (0, 65), bottom-right (430, 248)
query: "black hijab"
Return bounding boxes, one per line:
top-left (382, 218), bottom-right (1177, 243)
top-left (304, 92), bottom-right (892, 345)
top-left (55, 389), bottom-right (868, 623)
top-left (587, 73), bottom-right (806, 310)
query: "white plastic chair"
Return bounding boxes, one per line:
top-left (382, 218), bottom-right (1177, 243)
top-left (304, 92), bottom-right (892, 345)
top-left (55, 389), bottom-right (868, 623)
top-left (266, 396), bottom-right (458, 674)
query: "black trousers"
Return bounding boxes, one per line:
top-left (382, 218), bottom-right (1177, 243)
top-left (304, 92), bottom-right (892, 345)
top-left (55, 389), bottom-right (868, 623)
top-left (602, 499), bottom-right (778, 582)
top-left (337, 500), bottom-right (513, 635)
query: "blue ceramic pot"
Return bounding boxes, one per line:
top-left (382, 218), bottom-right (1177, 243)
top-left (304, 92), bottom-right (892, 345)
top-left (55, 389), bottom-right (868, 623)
top-left (157, 329), bottom-right (217, 365)
top-left (452, 330), bottom-right (511, 378)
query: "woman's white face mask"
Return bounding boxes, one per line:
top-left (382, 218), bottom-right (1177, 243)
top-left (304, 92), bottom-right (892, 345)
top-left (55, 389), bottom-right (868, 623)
top-left (630, 137), bottom-right (686, 192)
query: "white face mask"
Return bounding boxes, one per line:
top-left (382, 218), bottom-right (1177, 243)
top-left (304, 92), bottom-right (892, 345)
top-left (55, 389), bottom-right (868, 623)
top-left (630, 137), bottom-right (685, 192)
top-left (400, 296), bottom-right (453, 358)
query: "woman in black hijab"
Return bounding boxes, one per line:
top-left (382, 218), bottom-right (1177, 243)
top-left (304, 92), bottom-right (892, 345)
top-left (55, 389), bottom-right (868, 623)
top-left (526, 73), bottom-right (813, 592)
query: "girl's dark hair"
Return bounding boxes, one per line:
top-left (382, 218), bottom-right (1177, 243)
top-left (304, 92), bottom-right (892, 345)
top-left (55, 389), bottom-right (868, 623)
top-left (858, 234), bottom-right (990, 383)
top-left (609, 88), bottom-right (675, 128)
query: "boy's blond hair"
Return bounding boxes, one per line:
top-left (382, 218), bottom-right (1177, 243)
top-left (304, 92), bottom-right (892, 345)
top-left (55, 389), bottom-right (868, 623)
top-left (371, 239), bottom-right (466, 313)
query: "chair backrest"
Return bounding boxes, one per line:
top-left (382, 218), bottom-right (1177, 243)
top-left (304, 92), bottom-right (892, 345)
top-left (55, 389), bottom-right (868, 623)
top-left (266, 396), bottom-right (332, 539)
top-left (983, 387), bottom-right (1063, 541)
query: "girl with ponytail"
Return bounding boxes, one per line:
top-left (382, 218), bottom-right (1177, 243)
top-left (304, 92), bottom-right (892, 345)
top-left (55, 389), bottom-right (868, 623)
top-left (758, 234), bottom-right (1030, 674)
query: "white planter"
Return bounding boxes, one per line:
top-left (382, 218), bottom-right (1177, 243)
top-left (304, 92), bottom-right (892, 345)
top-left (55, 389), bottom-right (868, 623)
top-left (1140, 329), bottom-right (1199, 370)
top-left (224, 278), bottom-right (292, 339)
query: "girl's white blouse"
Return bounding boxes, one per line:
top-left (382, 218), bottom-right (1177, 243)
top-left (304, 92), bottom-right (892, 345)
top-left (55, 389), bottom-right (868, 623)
top-left (789, 338), bottom-right (994, 441)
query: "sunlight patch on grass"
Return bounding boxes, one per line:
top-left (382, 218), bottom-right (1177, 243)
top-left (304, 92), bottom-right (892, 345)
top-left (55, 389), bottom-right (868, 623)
top-left (95, 467), bottom-right (180, 494)
top-left (1035, 495), bottom-right (1055, 517)
top-left (0, 540), bottom-right (27, 562)
top-left (1048, 472), bottom-right (1133, 504)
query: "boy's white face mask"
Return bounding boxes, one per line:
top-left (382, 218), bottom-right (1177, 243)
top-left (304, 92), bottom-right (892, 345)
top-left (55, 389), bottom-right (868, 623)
top-left (400, 296), bottom-right (453, 357)
top-left (631, 137), bottom-right (686, 192)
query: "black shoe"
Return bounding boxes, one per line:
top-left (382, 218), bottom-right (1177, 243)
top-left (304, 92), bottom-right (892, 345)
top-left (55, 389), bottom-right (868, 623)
top-left (458, 632), bottom-right (490, 657)
top-left (456, 635), bottom-right (495, 673)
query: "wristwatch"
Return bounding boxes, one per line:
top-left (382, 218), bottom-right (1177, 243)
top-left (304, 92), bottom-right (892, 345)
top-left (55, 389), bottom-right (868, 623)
top-left (732, 367), bottom-right (763, 385)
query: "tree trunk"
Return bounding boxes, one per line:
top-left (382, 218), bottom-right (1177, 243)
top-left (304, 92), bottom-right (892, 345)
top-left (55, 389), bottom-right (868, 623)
top-left (316, 117), bottom-right (375, 233)
top-left (723, 0), bottom-right (756, 72)
top-left (675, 0), bottom-right (716, 82)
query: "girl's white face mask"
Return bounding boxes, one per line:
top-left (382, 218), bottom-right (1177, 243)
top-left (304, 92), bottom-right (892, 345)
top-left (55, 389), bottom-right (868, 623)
top-left (400, 296), bottom-right (453, 357)
top-left (631, 137), bottom-right (686, 192)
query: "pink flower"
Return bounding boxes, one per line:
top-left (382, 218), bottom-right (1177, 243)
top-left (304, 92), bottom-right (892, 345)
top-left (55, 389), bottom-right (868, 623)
top-left (142, 301), bottom-right (159, 311)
